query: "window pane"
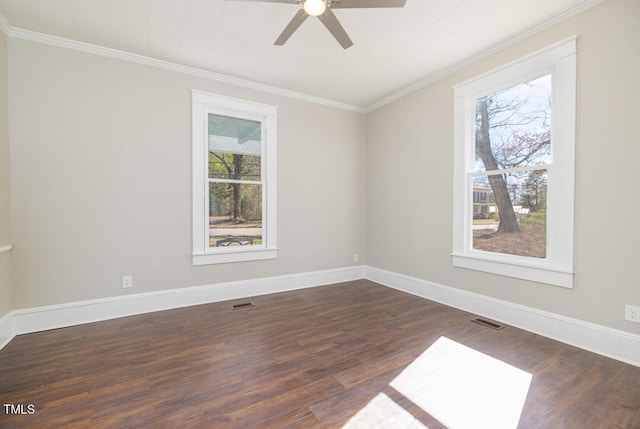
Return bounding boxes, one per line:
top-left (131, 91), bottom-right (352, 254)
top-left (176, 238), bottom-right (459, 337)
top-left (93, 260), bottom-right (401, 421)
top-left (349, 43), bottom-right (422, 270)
top-left (208, 152), bottom-right (261, 181)
top-left (209, 182), bottom-right (263, 247)
top-left (472, 171), bottom-right (547, 258)
top-left (475, 75), bottom-right (551, 172)
top-left (208, 114), bottom-right (261, 180)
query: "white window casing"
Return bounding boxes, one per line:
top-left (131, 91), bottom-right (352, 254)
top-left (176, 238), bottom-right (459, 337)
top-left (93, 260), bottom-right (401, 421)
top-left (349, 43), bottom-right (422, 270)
top-left (452, 37), bottom-right (577, 288)
top-left (192, 90), bottom-right (278, 265)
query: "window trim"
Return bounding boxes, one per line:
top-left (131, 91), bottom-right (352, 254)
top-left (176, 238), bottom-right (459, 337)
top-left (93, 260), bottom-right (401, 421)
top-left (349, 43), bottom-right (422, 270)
top-left (191, 90), bottom-right (278, 265)
top-left (451, 37), bottom-right (576, 288)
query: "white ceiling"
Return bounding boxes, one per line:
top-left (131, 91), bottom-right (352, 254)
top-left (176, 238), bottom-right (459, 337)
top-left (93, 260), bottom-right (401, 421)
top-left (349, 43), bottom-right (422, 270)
top-left (0, 0), bottom-right (601, 110)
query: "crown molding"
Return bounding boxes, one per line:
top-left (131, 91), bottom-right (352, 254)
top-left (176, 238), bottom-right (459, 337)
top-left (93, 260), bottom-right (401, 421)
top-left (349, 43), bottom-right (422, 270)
top-left (1, 0), bottom-right (605, 113)
top-left (7, 26), bottom-right (366, 113)
top-left (364, 0), bottom-right (607, 113)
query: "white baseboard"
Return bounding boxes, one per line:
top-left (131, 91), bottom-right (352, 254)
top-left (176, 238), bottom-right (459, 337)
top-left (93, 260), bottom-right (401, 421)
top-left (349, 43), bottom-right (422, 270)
top-left (2, 264), bottom-right (638, 368)
top-left (365, 266), bottom-right (640, 367)
top-left (0, 311), bottom-right (13, 350)
top-left (8, 265), bottom-right (365, 337)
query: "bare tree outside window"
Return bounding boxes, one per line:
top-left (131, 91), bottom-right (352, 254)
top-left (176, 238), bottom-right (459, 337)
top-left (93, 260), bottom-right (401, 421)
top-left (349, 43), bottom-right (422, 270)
top-left (472, 75), bottom-right (551, 258)
top-left (207, 114), bottom-right (264, 247)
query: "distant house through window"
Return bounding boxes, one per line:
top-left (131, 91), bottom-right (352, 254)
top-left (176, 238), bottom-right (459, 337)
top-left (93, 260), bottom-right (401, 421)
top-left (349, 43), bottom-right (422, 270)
top-left (452, 38), bottom-right (576, 287)
top-left (471, 73), bottom-right (551, 259)
top-left (473, 186), bottom-right (494, 219)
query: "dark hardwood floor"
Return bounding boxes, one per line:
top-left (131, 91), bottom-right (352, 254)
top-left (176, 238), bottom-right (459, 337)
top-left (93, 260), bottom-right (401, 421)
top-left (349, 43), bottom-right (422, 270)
top-left (1, 280), bottom-right (639, 428)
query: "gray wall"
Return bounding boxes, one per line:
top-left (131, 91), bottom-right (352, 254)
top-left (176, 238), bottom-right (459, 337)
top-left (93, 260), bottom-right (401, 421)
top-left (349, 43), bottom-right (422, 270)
top-left (0, 29), bottom-right (10, 319)
top-left (8, 39), bottom-right (366, 309)
top-left (366, 0), bottom-right (640, 333)
top-left (4, 0), bottom-right (640, 337)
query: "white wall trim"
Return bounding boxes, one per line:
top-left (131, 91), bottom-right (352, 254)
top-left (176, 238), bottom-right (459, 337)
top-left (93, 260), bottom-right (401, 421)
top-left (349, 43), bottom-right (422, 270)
top-left (364, 0), bottom-right (605, 113)
top-left (8, 266), bottom-right (365, 337)
top-left (6, 27), bottom-right (365, 114)
top-left (0, 311), bottom-right (13, 350)
top-left (2, 264), bottom-right (638, 367)
top-left (1, 1), bottom-right (604, 114)
top-left (365, 266), bottom-right (640, 367)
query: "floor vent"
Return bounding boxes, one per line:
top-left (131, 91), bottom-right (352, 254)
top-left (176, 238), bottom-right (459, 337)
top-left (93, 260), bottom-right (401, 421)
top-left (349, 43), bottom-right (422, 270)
top-left (471, 318), bottom-right (504, 330)
top-left (232, 302), bottom-right (255, 310)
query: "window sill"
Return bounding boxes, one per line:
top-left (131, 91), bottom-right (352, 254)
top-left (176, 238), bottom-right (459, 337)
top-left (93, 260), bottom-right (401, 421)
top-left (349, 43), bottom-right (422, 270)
top-left (451, 253), bottom-right (573, 288)
top-left (193, 248), bottom-right (278, 266)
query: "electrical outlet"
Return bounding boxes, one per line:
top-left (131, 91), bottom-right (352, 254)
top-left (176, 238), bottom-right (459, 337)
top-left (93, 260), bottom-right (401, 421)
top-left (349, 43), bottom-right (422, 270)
top-left (353, 254), bottom-right (359, 262)
top-left (122, 275), bottom-right (133, 289)
top-left (625, 305), bottom-right (640, 323)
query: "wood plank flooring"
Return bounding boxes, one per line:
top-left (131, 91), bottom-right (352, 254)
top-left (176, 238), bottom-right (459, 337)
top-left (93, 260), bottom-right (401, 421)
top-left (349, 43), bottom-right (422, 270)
top-left (1, 280), bottom-right (639, 428)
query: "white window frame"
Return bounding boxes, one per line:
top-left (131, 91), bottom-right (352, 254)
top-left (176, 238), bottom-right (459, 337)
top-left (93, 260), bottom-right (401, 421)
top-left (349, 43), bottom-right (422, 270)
top-left (452, 37), bottom-right (576, 288)
top-left (192, 90), bottom-right (277, 265)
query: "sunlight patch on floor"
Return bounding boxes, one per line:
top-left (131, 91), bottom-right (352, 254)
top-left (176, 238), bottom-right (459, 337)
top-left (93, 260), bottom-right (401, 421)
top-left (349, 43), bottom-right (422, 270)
top-left (342, 392), bottom-right (428, 429)
top-left (390, 336), bottom-right (532, 429)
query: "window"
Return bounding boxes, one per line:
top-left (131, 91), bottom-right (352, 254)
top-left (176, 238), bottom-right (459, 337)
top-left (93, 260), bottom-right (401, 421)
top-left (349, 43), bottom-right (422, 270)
top-left (192, 91), bottom-right (277, 265)
top-left (452, 37), bottom-right (576, 287)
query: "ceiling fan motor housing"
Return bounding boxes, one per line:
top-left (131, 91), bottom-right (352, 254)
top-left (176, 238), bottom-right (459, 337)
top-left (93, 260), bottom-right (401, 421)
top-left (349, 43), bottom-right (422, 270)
top-left (230, 0), bottom-right (407, 49)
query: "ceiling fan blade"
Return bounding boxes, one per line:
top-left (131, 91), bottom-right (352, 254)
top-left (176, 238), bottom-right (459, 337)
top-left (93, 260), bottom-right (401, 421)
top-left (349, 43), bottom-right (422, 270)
top-left (274, 9), bottom-right (309, 45)
top-left (330, 0), bottom-right (406, 8)
top-left (318, 8), bottom-right (353, 49)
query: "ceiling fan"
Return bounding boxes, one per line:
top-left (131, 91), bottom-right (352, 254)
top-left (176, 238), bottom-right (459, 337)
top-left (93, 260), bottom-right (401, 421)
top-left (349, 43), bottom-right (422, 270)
top-left (228, 0), bottom-right (407, 49)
